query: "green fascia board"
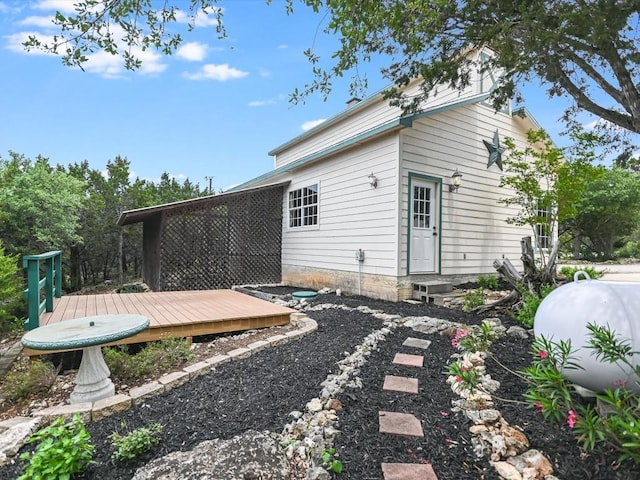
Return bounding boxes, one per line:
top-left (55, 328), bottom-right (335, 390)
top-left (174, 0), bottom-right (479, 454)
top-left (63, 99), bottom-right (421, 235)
top-left (232, 93), bottom-right (491, 193)
top-left (512, 106), bottom-right (542, 130)
top-left (400, 92), bottom-right (491, 126)
top-left (268, 86), bottom-right (392, 156)
top-left (229, 119), bottom-right (406, 191)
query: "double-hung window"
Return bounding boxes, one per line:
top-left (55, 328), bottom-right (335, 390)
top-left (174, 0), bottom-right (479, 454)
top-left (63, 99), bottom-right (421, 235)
top-left (289, 184), bottom-right (318, 228)
top-left (535, 203), bottom-right (551, 250)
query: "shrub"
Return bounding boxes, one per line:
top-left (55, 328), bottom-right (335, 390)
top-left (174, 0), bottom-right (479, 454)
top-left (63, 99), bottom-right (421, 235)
top-left (521, 326), bottom-right (640, 464)
top-left (104, 336), bottom-right (194, 381)
top-left (1, 359), bottom-right (57, 403)
top-left (0, 241), bottom-right (23, 333)
top-left (110, 422), bottom-right (164, 461)
top-left (614, 240), bottom-right (640, 259)
top-left (462, 288), bottom-right (486, 312)
top-left (558, 265), bottom-right (605, 282)
top-left (19, 414), bottom-right (94, 480)
top-left (515, 284), bottom-right (554, 328)
top-left (477, 274), bottom-right (499, 290)
top-left (321, 447), bottom-right (343, 474)
top-left (117, 284), bottom-right (146, 294)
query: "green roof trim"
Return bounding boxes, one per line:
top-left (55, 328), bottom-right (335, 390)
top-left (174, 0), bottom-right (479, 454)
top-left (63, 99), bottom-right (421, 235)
top-left (512, 106), bottom-right (542, 130)
top-left (268, 86), bottom-right (392, 156)
top-left (228, 118), bottom-right (406, 191)
top-left (400, 92), bottom-right (491, 125)
top-left (230, 92), bottom-right (494, 193)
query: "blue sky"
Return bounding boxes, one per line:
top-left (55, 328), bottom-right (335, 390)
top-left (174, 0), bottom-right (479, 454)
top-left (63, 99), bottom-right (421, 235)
top-left (1, 0), bottom-right (579, 191)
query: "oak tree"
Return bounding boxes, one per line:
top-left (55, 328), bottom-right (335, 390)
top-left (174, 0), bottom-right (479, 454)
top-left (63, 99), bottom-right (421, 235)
top-left (24, 0), bottom-right (640, 137)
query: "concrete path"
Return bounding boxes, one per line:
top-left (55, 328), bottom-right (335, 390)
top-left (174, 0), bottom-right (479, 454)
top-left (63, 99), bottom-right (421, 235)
top-left (559, 262), bottom-right (640, 282)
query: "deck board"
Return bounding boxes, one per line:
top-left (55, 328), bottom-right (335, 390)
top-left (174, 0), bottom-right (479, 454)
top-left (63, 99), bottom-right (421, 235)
top-left (25, 290), bottom-right (294, 356)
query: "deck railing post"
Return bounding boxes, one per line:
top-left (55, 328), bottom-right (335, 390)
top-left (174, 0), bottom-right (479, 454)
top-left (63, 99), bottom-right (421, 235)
top-left (23, 250), bottom-right (62, 330)
top-left (24, 258), bottom-right (41, 331)
top-left (45, 256), bottom-right (54, 312)
top-left (54, 253), bottom-right (62, 298)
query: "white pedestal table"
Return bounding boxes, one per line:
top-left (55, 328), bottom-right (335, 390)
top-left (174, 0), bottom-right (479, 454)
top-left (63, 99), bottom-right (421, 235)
top-left (22, 314), bottom-right (149, 404)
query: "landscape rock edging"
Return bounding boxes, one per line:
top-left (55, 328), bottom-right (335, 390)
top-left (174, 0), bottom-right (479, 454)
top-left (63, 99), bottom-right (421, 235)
top-left (0, 314), bottom-right (317, 466)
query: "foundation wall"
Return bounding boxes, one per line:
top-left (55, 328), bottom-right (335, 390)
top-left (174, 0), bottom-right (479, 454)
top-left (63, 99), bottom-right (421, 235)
top-left (282, 265), bottom-right (482, 302)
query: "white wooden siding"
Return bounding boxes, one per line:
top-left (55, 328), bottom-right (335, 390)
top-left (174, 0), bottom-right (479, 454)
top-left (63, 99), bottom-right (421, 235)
top-left (281, 134), bottom-right (401, 276)
top-left (274, 81), bottom-right (479, 169)
top-left (399, 103), bottom-right (533, 276)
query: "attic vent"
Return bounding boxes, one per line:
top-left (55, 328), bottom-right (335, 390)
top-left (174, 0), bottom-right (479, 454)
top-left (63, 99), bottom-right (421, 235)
top-left (346, 97), bottom-right (361, 107)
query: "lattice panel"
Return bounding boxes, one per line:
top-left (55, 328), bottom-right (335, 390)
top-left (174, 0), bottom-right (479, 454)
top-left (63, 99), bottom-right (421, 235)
top-left (158, 187), bottom-right (283, 291)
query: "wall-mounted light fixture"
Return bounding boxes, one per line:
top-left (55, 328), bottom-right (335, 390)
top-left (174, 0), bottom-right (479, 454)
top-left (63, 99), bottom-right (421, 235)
top-left (368, 172), bottom-right (378, 188)
top-left (449, 169), bottom-right (463, 192)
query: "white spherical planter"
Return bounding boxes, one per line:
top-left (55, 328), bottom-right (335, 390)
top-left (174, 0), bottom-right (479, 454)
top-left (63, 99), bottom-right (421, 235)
top-left (534, 273), bottom-right (640, 394)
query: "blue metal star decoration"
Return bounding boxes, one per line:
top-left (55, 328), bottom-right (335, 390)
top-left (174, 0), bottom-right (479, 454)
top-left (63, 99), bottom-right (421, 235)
top-left (483, 129), bottom-right (505, 170)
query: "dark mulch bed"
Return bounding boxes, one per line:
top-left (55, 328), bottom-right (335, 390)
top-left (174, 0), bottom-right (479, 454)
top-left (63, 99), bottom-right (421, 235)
top-left (1, 288), bottom-right (639, 479)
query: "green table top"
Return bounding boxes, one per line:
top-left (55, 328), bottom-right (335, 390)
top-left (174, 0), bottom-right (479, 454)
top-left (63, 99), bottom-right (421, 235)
top-left (22, 314), bottom-right (149, 351)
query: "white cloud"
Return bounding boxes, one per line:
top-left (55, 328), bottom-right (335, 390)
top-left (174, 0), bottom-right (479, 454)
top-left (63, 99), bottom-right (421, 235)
top-left (5, 31), bottom-right (56, 55)
top-left (183, 63), bottom-right (248, 81)
top-left (277, 44), bottom-right (288, 49)
top-left (33, 0), bottom-right (77, 14)
top-left (583, 117), bottom-right (623, 133)
top-left (176, 42), bottom-right (208, 62)
top-left (18, 16), bottom-right (55, 28)
top-left (174, 7), bottom-right (221, 28)
top-left (137, 50), bottom-right (168, 75)
top-left (301, 119), bottom-right (326, 131)
top-left (258, 68), bottom-right (271, 78)
top-left (0, 2), bottom-right (22, 14)
top-left (83, 51), bottom-right (125, 78)
top-left (248, 99), bottom-right (276, 107)
top-left (83, 48), bottom-right (167, 78)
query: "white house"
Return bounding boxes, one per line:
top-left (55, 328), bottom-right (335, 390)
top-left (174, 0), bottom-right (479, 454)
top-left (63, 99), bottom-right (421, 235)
top-left (228, 51), bottom-right (542, 301)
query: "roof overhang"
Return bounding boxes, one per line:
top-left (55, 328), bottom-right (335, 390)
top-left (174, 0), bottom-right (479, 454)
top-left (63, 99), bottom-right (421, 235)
top-left (117, 181), bottom-right (290, 226)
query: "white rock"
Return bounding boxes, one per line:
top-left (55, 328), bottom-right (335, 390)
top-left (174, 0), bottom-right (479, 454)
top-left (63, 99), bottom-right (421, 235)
top-left (306, 398), bottom-right (323, 413)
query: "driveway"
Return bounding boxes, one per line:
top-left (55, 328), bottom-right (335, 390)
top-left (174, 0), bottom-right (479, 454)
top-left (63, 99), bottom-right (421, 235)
top-left (559, 262), bottom-right (640, 282)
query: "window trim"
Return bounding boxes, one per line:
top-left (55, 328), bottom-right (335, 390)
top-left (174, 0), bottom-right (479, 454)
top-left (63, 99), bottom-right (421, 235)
top-left (287, 183), bottom-right (319, 229)
top-left (535, 203), bottom-right (551, 251)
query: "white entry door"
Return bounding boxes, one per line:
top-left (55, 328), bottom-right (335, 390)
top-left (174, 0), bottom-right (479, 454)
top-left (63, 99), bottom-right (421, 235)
top-left (410, 179), bottom-right (437, 273)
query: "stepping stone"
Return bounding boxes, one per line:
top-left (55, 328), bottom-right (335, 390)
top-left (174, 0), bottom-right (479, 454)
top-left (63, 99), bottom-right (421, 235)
top-left (393, 353), bottom-right (424, 368)
top-left (383, 375), bottom-right (419, 394)
top-left (403, 337), bottom-right (432, 349)
top-left (382, 463), bottom-right (438, 480)
top-left (379, 411), bottom-right (423, 438)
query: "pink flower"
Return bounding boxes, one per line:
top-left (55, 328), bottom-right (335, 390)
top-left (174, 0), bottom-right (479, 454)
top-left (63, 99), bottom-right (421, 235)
top-left (455, 376), bottom-right (462, 383)
top-left (451, 328), bottom-right (469, 348)
top-left (440, 411), bottom-right (449, 418)
top-left (534, 402), bottom-right (544, 413)
top-left (539, 350), bottom-right (548, 359)
top-left (567, 410), bottom-right (577, 429)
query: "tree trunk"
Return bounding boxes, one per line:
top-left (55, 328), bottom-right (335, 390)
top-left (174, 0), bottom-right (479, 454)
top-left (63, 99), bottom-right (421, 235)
top-left (472, 289), bottom-right (520, 313)
top-left (572, 235), bottom-right (581, 260)
top-left (493, 257), bottom-right (523, 286)
top-left (69, 245), bottom-right (82, 292)
top-left (117, 228), bottom-right (124, 284)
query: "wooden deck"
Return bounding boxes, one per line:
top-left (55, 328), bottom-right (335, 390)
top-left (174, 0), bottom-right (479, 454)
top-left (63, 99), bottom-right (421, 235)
top-left (24, 290), bottom-right (294, 356)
